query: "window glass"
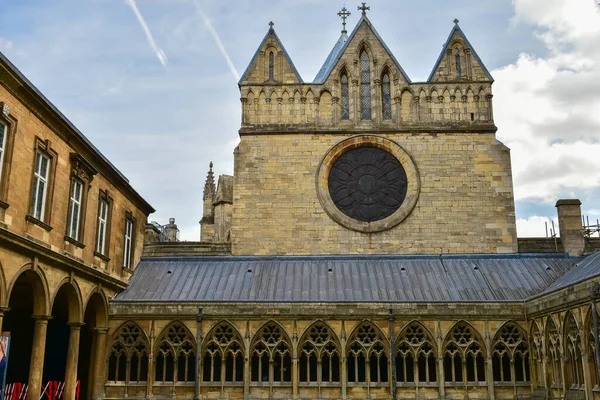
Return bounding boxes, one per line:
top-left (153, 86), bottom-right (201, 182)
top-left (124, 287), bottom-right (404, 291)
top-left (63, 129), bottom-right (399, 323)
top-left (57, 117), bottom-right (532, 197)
top-left (0, 121), bottom-right (6, 182)
top-left (68, 179), bottom-right (83, 239)
top-left (382, 72), bottom-right (392, 120)
top-left (341, 73), bottom-right (349, 120)
top-left (31, 151), bottom-right (50, 221)
top-left (97, 199), bottom-right (108, 254)
top-left (124, 218), bottom-right (133, 268)
top-left (360, 51), bottom-right (371, 120)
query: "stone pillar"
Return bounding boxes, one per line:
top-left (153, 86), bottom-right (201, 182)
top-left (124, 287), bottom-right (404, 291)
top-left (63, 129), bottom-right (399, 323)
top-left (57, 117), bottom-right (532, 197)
top-left (28, 315), bottom-right (50, 400)
top-left (92, 328), bottom-right (108, 400)
top-left (556, 199), bottom-right (585, 256)
top-left (64, 322), bottom-right (83, 400)
top-left (165, 218), bottom-right (178, 242)
top-left (436, 322), bottom-right (444, 400)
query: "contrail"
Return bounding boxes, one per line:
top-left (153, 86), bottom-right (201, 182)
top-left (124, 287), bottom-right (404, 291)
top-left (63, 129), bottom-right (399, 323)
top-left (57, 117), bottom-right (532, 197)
top-left (192, 0), bottom-right (240, 82)
top-left (125, 0), bottom-right (168, 67)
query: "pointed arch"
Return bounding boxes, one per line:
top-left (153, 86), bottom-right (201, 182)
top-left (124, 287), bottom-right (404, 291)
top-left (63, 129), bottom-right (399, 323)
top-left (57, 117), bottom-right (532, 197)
top-left (454, 86), bottom-right (463, 97)
top-left (339, 68), bottom-right (350, 120)
top-left (395, 321), bottom-right (437, 383)
top-left (347, 321), bottom-right (388, 384)
top-left (584, 306), bottom-right (599, 388)
top-left (154, 321), bottom-right (196, 383)
top-left (202, 320), bottom-right (244, 383)
top-left (546, 315), bottom-right (562, 387)
top-left (491, 321), bottom-right (530, 383)
top-left (250, 320), bottom-right (292, 384)
top-left (530, 319), bottom-right (545, 386)
top-left (107, 321), bottom-right (149, 384)
top-left (359, 47), bottom-right (372, 120)
top-left (305, 88), bottom-right (314, 103)
top-left (298, 320), bottom-right (341, 384)
top-left (381, 67), bottom-right (392, 120)
top-left (443, 321), bottom-right (486, 383)
top-left (564, 311), bottom-right (584, 388)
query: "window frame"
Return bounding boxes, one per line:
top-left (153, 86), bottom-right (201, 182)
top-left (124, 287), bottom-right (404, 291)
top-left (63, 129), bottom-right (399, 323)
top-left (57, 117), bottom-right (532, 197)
top-left (0, 103), bottom-right (18, 209)
top-left (27, 138), bottom-right (57, 230)
top-left (67, 177), bottom-right (83, 241)
top-left (95, 189), bottom-right (113, 260)
top-left (381, 70), bottom-right (392, 120)
top-left (123, 211), bottom-right (136, 270)
top-left (359, 49), bottom-right (372, 120)
top-left (340, 70), bottom-right (350, 120)
top-left (65, 153), bottom-right (97, 247)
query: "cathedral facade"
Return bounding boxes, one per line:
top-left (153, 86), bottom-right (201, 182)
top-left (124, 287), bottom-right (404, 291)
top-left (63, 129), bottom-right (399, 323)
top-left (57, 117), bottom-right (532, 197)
top-left (1, 5), bottom-right (600, 400)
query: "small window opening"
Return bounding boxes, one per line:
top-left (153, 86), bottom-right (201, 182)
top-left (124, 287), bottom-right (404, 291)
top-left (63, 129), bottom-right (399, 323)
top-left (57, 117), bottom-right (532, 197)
top-left (470, 113), bottom-right (475, 121)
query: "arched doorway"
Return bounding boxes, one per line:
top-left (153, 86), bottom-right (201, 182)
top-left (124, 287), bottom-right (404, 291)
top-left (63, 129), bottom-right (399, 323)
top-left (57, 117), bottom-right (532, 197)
top-left (42, 282), bottom-right (81, 394)
top-left (2, 270), bottom-right (47, 388)
top-left (78, 291), bottom-right (107, 400)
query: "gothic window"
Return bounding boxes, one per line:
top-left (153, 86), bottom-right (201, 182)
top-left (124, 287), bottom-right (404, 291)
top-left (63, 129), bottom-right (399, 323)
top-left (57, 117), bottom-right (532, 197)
top-left (382, 71), bottom-right (392, 120)
top-left (107, 322), bottom-right (149, 384)
top-left (269, 51), bottom-right (274, 80)
top-left (547, 317), bottom-right (562, 387)
top-left (299, 322), bottom-right (341, 384)
top-left (455, 48), bottom-right (462, 78)
top-left (359, 50), bottom-right (371, 120)
top-left (155, 322), bottom-right (196, 383)
top-left (492, 322), bottom-right (530, 383)
top-left (202, 322), bottom-right (244, 383)
top-left (250, 322), bottom-right (292, 384)
top-left (589, 319), bottom-right (598, 388)
top-left (531, 321), bottom-right (544, 385)
top-left (347, 322), bottom-right (388, 384)
top-left (443, 322), bottom-right (486, 383)
top-left (340, 71), bottom-right (350, 120)
top-left (395, 322), bottom-right (437, 384)
top-left (565, 313), bottom-right (584, 388)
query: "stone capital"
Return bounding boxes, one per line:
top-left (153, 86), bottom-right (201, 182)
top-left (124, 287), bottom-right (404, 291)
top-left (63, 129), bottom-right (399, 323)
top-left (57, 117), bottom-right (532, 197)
top-left (67, 322), bottom-right (85, 329)
top-left (94, 327), bottom-right (110, 334)
top-left (32, 314), bottom-right (52, 322)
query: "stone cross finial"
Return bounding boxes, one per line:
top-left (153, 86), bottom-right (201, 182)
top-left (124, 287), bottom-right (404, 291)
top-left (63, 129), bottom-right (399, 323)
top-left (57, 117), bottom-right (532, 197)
top-left (454, 18), bottom-right (459, 25)
top-left (268, 21), bottom-right (274, 29)
top-left (338, 7), bottom-right (351, 34)
top-left (358, 2), bottom-right (370, 16)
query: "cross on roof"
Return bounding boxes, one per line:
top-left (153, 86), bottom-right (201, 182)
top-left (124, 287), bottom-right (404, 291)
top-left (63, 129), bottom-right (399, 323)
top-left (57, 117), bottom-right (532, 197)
top-left (337, 7), bottom-right (351, 34)
top-left (358, 2), bottom-right (370, 16)
top-left (454, 18), bottom-right (459, 25)
top-left (268, 21), bottom-right (274, 29)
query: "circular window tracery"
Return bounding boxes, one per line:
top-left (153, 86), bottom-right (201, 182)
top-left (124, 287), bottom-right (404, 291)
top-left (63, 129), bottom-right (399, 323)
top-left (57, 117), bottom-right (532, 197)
top-left (328, 147), bottom-right (408, 222)
top-left (316, 135), bottom-right (420, 233)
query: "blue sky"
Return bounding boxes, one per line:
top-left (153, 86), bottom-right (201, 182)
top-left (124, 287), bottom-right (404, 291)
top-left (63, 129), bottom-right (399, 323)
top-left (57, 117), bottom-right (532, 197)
top-left (1, 0), bottom-right (599, 239)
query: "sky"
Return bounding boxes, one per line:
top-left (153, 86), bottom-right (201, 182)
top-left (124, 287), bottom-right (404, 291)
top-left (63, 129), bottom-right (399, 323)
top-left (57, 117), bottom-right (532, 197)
top-left (0, 0), bottom-right (599, 240)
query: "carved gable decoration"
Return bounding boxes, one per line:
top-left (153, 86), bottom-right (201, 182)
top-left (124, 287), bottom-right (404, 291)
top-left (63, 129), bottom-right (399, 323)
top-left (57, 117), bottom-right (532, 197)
top-left (318, 16), bottom-right (411, 86)
top-left (238, 26), bottom-right (303, 85)
top-left (69, 153), bottom-right (98, 183)
top-left (428, 22), bottom-right (493, 83)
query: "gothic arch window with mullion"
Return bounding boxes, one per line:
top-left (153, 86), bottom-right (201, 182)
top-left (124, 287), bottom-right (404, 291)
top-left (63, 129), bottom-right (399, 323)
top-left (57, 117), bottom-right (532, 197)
top-left (395, 322), bottom-right (437, 384)
top-left (547, 317), bottom-right (563, 388)
top-left (154, 322), bottom-right (196, 383)
top-left (565, 313), bottom-right (584, 389)
top-left (530, 321), bottom-right (544, 386)
top-left (381, 70), bottom-right (392, 120)
top-left (268, 51), bottom-right (274, 81)
top-left (347, 322), bottom-right (388, 384)
top-left (250, 322), bottom-right (292, 385)
top-left (360, 50), bottom-right (371, 120)
top-left (298, 322), bottom-right (341, 385)
top-left (340, 71), bottom-right (350, 120)
top-left (202, 322), bottom-right (244, 383)
top-left (491, 322), bottom-right (530, 383)
top-left (107, 322), bottom-right (149, 384)
top-left (443, 322), bottom-right (486, 384)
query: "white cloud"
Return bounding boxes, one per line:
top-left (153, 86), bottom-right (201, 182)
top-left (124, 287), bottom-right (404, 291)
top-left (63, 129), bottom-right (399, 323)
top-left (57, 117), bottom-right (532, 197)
top-left (0, 37), bottom-right (12, 52)
top-left (493, 0), bottom-right (600, 205)
top-left (516, 215), bottom-right (559, 237)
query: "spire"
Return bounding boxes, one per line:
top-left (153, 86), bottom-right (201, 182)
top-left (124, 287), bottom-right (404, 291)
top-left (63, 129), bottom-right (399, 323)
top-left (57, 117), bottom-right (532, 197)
top-left (203, 162), bottom-right (215, 199)
top-left (338, 7), bottom-right (351, 34)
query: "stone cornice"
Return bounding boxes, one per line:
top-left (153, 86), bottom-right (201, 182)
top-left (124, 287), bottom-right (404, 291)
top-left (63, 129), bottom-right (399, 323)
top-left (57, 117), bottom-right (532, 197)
top-left (0, 56), bottom-right (154, 215)
top-left (0, 226), bottom-right (127, 291)
top-left (239, 124), bottom-right (498, 136)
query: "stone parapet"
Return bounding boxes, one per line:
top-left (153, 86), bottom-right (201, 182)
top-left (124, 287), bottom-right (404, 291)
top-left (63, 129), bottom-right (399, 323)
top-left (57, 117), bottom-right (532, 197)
top-left (142, 242), bottom-right (232, 257)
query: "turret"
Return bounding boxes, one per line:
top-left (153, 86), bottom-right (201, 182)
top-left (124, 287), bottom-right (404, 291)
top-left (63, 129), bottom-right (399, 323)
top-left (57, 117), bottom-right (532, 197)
top-left (200, 162), bottom-right (216, 242)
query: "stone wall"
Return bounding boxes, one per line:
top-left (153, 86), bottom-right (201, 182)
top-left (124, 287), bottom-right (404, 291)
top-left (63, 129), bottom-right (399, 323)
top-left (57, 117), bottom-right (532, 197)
top-left (232, 131), bottom-right (517, 255)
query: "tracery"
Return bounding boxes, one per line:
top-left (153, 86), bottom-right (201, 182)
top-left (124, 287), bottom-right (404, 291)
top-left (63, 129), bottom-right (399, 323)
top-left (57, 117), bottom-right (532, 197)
top-left (250, 322), bottom-right (292, 384)
top-left (443, 322), bottom-right (486, 383)
top-left (202, 322), bottom-right (244, 383)
top-left (492, 322), bottom-right (530, 383)
top-left (347, 322), bottom-right (388, 384)
top-left (298, 322), bottom-right (341, 384)
top-left (107, 322), bottom-right (149, 384)
top-left (395, 322), bottom-right (437, 383)
top-left (155, 322), bottom-right (196, 383)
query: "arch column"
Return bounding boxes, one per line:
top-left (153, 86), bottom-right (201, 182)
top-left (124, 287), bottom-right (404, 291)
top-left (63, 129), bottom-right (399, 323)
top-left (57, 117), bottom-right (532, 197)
top-left (27, 315), bottom-right (50, 400)
top-left (91, 328), bottom-right (108, 400)
top-left (64, 322), bottom-right (83, 400)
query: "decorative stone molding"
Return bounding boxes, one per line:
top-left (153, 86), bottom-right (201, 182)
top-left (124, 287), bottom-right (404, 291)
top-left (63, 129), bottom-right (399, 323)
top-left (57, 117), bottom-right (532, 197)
top-left (316, 135), bottom-right (420, 233)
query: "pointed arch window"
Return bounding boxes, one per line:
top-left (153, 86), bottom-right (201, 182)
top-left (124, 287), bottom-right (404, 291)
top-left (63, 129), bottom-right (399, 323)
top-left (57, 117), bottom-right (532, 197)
top-left (269, 51), bottom-right (274, 80)
top-left (340, 71), bottom-right (350, 120)
top-left (202, 323), bottom-right (244, 383)
top-left (565, 314), bottom-right (584, 388)
top-left (589, 320), bottom-right (598, 388)
top-left (396, 322), bottom-right (437, 384)
top-left (250, 322), bottom-right (292, 384)
top-left (492, 323), bottom-right (530, 383)
top-left (107, 322), bottom-right (149, 384)
top-left (455, 48), bottom-right (462, 78)
top-left (382, 71), bottom-right (392, 120)
top-left (347, 322), bottom-right (388, 384)
top-left (155, 322), bottom-right (196, 383)
top-left (443, 322), bottom-right (486, 383)
top-left (299, 323), bottom-right (341, 384)
top-left (359, 50), bottom-right (371, 120)
top-left (530, 322), bottom-right (544, 385)
top-left (547, 318), bottom-right (562, 387)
